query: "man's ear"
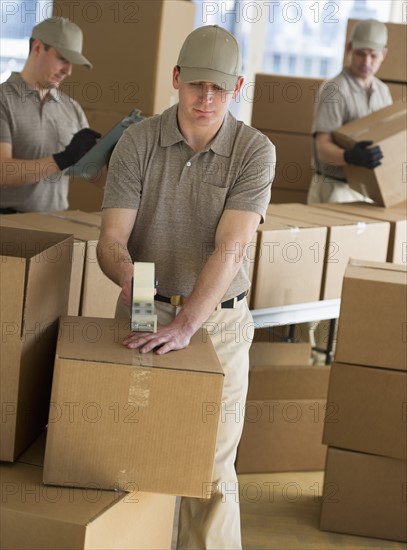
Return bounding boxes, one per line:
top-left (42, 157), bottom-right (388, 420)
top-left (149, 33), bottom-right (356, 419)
top-left (173, 65), bottom-right (181, 90)
top-left (381, 47), bottom-right (388, 61)
top-left (232, 76), bottom-right (244, 99)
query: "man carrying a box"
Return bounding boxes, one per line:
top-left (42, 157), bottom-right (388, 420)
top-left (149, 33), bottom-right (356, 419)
top-left (97, 25), bottom-right (274, 550)
top-left (308, 19), bottom-right (392, 204)
top-left (0, 17), bottom-right (101, 213)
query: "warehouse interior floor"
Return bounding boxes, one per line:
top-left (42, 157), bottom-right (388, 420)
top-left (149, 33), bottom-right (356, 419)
top-left (171, 471), bottom-right (405, 550)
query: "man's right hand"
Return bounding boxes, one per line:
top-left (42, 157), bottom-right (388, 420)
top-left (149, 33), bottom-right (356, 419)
top-left (344, 140), bottom-right (383, 169)
top-left (53, 128), bottom-right (101, 171)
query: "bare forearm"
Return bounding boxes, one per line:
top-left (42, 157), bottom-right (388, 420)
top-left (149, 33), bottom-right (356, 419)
top-left (96, 236), bottom-right (133, 288)
top-left (316, 136), bottom-right (346, 167)
top-left (0, 156), bottom-right (60, 187)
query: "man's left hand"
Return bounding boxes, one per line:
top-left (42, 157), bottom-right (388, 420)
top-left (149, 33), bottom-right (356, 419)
top-left (123, 322), bottom-right (192, 355)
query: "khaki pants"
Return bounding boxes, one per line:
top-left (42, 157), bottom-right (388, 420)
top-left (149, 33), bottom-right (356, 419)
top-left (116, 296), bottom-right (254, 550)
top-left (307, 172), bottom-right (373, 204)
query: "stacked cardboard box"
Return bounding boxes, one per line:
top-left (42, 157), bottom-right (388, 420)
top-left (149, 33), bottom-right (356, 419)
top-left (320, 259), bottom-right (407, 542)
top-left (251, 74), bottom-right (323, 204)
top-left (0, 211), bottom-right (121, 318)
top-left (0, 227), bottom-right (73, 462)
top-left (43, 316), bottom-right (224, 498)
top-left (316, 202), bottom-right (407, 264)
top-left (236, 342), bottom-right (330, 473)
top-left (266, 203), bottom-right (390, 299)
top-left (52, 0), bottom-right (195, 212)
top-left (1, 433), bottom-right (176, 550)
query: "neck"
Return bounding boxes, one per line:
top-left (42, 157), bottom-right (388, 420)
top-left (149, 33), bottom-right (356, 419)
top-left (20, 64), bottom-right (50, 101)
top-left (177, 110), bottom-right (224, 153)
top-left (347, 67), bottom-right (373, 90)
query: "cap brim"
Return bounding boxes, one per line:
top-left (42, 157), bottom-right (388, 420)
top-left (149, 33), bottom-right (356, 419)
top-left (351, 40), bottom-right (385, 52)
top-left (179, 67), bottom-right (238, 91)
top-left (56, 47), bottom-right (93, 69)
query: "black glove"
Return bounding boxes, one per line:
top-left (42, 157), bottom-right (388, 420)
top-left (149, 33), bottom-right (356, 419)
top-left (53, 128), bottom-right (101, 171)
top-left (344, 140), bottom-right (383, 170)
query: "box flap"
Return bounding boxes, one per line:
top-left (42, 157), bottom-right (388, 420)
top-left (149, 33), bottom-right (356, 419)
top-left (56, 316), bottom-right (223, 376)
top-left (316, 203), bottom-right (407, 224)
top-left (48, 210), bottom-right (102, 228)
top-left (347, 258), bottom-right (407, 275)
top-left (4, 213), bottom-right (100, 242)
top-left (0, 226), bottom-right (72, 258)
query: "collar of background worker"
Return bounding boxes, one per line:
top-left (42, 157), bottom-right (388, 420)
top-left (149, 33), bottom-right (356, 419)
top-left (31, 16), bottom-right (93, 68)
top-left (177, 25), bottom-right (242, 92)
top-left (349, 18), bottom-right (388, 52)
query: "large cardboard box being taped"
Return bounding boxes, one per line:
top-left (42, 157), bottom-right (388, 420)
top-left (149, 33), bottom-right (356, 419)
top-left (249, 215), bottom-right (327, 308)
top-left (323, 362), bottom-right (407, 460)
top-left (264, 131), bottom-right (313, 191)
top-left (344, 19), bottom-right (407, 83)
top-left (251, 74), bottom-right (323, 134)
top-left (53, 0), bottom-right (195, 116)
top-left (0, 227), bottom-right (73, 462)
top-left (236, 364), bottom-right (330, 473)
top-left (0, 212), bottom-right (121, 318)
top-left (267, 203), bottom-right (390, 299)
top-left (332, 100), bottom-right (407, 207)
top-left (1, 434), bottom-right (175, 550)
top-left (335, 259), bottom-right (407, 371)
top-left (44, 317), bottom-right (224, 497)
top-left (316, 202), bottom-right (407, 264)
top-left (320, 448), bottom-right (407, 542)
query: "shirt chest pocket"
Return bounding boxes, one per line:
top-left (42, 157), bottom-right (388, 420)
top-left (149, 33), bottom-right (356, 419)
top-left (196, 181), bottom-right (229, 227)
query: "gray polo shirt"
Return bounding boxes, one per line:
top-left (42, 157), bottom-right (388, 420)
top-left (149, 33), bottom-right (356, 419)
top-left (313, 68), bottom-right (392, 180)
top-left (0, 72), bottom-right (88, 212)
top-left (103, 104), bottom-right (275, 301)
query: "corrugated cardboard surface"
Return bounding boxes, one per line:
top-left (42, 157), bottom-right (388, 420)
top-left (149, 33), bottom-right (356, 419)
top-left (263, 131), bottom-right (313, 191)
top-left (249, 342), bottom-right (312, 367)
top-left (236, 364), bottom-right (330, 473)
top-left (323, 362), bottom-right (407, 460)
top-left (385, 81), bottom-right (407, 104)
top-left (267, 203), bottom-right (390, 299)
top-left (0, 227), bottom-right (72, 461)
top-left (270, 187), bottom-right (308, 204)
top-left (316, 202), bottom-right (407, 264)
top-left (44, 317), bottom-right (224, 497)
top-left (321, 448), bottom-right (407, 542)
top-left (332, 100), bottom-right (407, 207)
top-left (1, 435), bottom-right (175, 550)
top-left (53, 0), bottom-right (195, 115)
top-left (344, 19), bottom-right (407, 83)
top-left (250, 215), bottom-right (327, 308)
top-left (251, 74), bottom-right (323, 134)
top-left (335, 259), bottom-right (407, 371)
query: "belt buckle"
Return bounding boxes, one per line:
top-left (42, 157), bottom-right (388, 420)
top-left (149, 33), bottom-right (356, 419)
top-left (170, 295), bottom-right (183, 307)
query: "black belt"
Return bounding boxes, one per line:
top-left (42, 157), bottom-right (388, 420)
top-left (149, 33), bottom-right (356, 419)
top-left (155, 290), bottom-right (247, 309)
top-left (315, 171), bottom-right (347, 183)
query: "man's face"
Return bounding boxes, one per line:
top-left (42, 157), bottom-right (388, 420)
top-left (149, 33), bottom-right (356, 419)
top-left (348, 47), bottom-right (386, 80)
top-left (36, 42), bottom-right (72, 88)
top-left (173, 67), bottom-right (242, 129)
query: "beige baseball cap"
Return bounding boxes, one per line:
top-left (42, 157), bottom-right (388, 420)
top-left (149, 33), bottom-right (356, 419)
top-left (350, 19), bottom-right (388, 52)
top-left (32, 17), bottom-right (92, 68)
top-left (177, 25), bottom-right (242, 91)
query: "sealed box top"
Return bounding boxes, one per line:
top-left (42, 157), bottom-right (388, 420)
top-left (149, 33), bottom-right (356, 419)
top-left (345, 258), bottom-right (406, 284)
top-left (57, 316), bottom-right (223, 376)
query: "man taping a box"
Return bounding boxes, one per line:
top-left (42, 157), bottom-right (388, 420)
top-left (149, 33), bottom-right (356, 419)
top-left (0, 17), bottom-right (101, 213)
top-left (307, 19), bottom-right (392, 204)
top-left (97, 25), bottom-right (274, 550)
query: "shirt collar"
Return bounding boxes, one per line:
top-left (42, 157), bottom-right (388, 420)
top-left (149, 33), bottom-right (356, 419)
top-left (342, 67), bottom-right (379, 95)
top-left (6, 72), bottom-right (60, 102)
top-left (160, 103), bottom-right (236, 157)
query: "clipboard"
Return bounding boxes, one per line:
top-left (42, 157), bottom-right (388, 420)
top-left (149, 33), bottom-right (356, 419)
top-left (68, 108), bottom-right (145, 180)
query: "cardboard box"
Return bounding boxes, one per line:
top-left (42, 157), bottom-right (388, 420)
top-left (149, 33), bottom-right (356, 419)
top-left (44, 317), bottom-right (224, 497)
top-left (344, 19), bottom-right (407, 83)
top-left (249, 215), bottom-right (327, 308)
top-left (385, 81), bottom-right (407, 104)
top-left (264, 131), bottom-right (313, 191)
top-left (1, 435), bottom-right (176, 550)
top-left (249, 342), bottom-right (312, 366)
top-left (236, 364), bottom-right (330, 473)
top-left (323, 362), bottom-right (407, 460)
top-left (0, 227), bottom-right (73, 461)
top-left (316, 202), bottom-right (407, 264)
top-left (270, 188), bottom-right (309, 204)
top-left (335, 259), bottom-right (407, 371)
top-left (251, 74), bottom-right (323, 134)
top-left (0, 212), bottom-right (121, 318)
top-left (54, 0), bottom-right (195, 116)
top-left (332, 100), bottom-right (407, 207)
top-left (320, 448), bottom-right (407, 542)
top-left (267, 203), bottom-right (390, 299)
